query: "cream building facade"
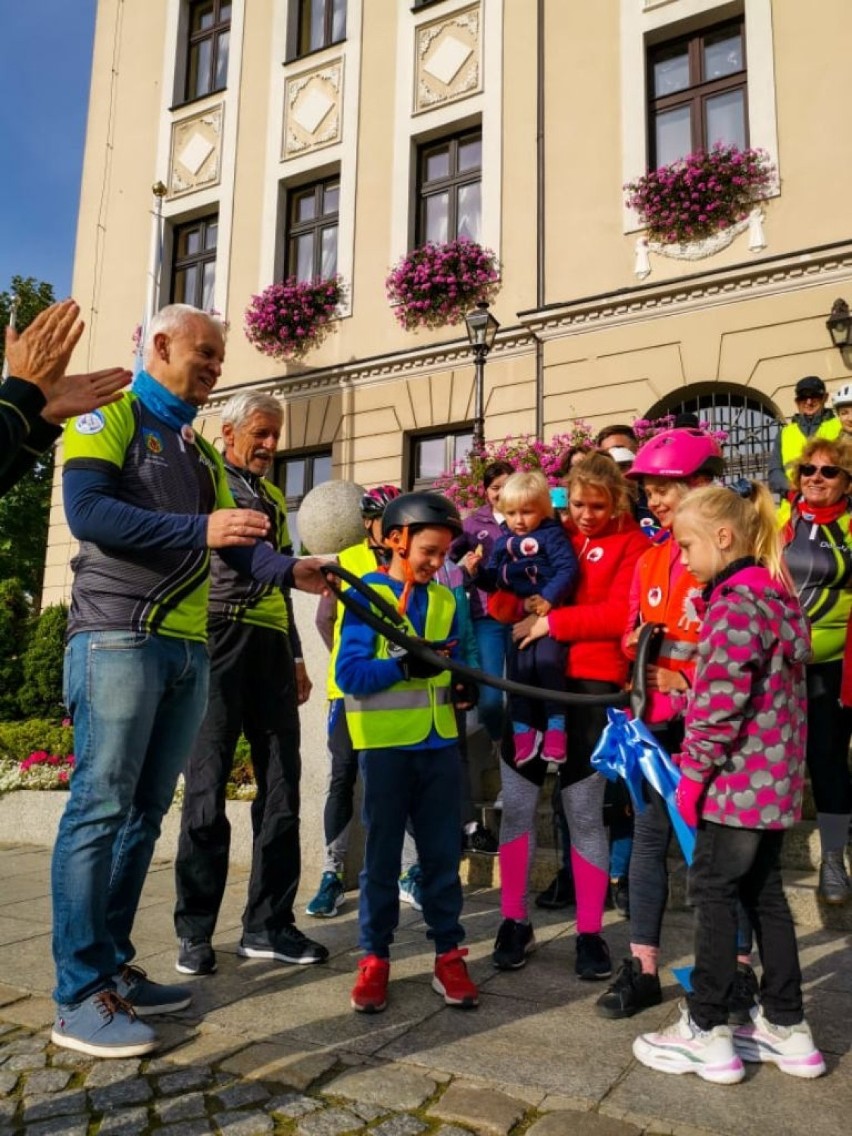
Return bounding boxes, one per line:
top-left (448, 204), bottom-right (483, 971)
top-left (44, 0), bottom-right (852, 598)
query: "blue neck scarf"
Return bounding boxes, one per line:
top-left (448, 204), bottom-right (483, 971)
top-left (132, 370), bottom-right (197, 430)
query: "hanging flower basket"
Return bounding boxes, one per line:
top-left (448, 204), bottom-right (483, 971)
top-left (385, 238), bottom-right (500, 332)
top-left (244, 276), bottom-right (344, 361)
top-left (625, 143), bottom-right (775, 247)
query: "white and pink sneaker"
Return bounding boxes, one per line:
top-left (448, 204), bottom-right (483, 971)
top-left (633, 1002), bottom-right (745, 1084)
top-left (733, 1005), bottom-right (826, 1078)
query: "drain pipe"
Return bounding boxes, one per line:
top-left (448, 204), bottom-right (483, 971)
top-left (534, 0), bottom-right (546, 440)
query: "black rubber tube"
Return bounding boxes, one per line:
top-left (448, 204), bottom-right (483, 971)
top-left (319, 562), bottom-right (664, 716)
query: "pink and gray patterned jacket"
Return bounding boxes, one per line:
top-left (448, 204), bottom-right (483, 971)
top-left (677, 559), bottom-right (810, 830)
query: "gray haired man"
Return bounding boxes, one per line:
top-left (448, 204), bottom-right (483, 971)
top-left (174, 390), bottom-right (327, 976)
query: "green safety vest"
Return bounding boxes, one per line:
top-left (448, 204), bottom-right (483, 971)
top-left (343, 580), bottom-right (458, 749)
top-left (781, 416), bottom-right (841, 476)
top-left (326, 541), bottom-right (382, 700)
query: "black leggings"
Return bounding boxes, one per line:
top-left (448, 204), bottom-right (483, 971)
top-left (806, 661), bottom-right (852, 815)
top-left (628, 721), bottom-right (753, 953)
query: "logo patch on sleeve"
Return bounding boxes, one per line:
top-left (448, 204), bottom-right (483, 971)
top-left (74, 410), bottom-right (106, 435)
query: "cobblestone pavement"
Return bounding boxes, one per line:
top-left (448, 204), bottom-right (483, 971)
top-left (0, 843), bottom-right (850, 1136)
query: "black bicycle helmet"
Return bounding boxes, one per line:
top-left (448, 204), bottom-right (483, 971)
top-left (381, 492), bottom-right (463, 539)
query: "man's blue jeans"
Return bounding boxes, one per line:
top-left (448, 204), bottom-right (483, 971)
top-left (53, 630), bottom-right (209, 1006)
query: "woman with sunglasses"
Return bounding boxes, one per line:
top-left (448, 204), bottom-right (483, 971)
top-left (780, 436), bottom-right (852, 905)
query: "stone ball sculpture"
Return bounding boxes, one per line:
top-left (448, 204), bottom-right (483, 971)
top-left (297, 480), bottom-right (366, 555)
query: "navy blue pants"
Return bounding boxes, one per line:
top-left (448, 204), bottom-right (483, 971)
top-left (508, 636), bottom-right (568, 728)
top-left (358, 743), bottom-right (464, 958)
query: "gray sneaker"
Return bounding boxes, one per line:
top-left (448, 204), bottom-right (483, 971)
top-left (115, 964), bottom-right (192, 1015)
top-left (176, 938), bottom-right (217, 976)
top-left (818, 851), bottom-right (850, 905)
top-left (51, 989), bottom-right (158, 1058)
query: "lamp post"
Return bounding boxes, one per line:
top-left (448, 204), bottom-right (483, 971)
top-left (464, 300), bottom-right (500, 452)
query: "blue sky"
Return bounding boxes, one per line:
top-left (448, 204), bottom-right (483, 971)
top-left (0, 0), bottom-right (98, 299)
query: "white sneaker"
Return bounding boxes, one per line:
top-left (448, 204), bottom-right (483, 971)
top-left (733, 1005), bottom-right (826, 1078)
top-left (633, 1002), bottom-right (745, 1084)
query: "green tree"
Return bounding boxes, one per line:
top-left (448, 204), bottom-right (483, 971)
top-left (18, 604), bottom-right (68, 720)
top-left (0, 277), bottom-right (57, 603)
top-left (0, 579), bottom-right (31, 721)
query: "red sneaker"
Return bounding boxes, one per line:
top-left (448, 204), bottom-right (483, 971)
top-left (432, 948), bottom-right (479, 1008)
top-left (542, 729), bottom-right (566, 763)
top-left (351, 955), bottom-right (389, 1013)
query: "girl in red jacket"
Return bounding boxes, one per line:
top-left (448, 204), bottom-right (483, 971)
top-left (492, 454), bottom-right (647, 979)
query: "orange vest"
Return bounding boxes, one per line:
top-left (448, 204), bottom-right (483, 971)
top-left (636, 539), bottom-right (703, 673)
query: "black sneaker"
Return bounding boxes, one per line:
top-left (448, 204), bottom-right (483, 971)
top-left (728, 961), bottom-right (759, 1026)
top-left (575, 933), bottom-right (612, 980)
top-left (238, 925), bottom-right (329, 965)
top-left (492, 918), bottom-right (536, 970)
top-left (610, 877), bottom-right (630, 918)
top-left (463, 823), bottom-right (499, 856)
top-left (534, 869), bottom-right (575, 910)
top-left (596, 957), bottom-right (662, 1018)
top-left (175, 937), bottom-right (217, 976)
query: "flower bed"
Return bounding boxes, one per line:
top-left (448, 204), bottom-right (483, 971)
top-left (625, 143), bottom-right (774, 246)
top-left (244, 276), bottom-right (343, 361)
top-left (386, 238), bottom-right (500, 331)
top-left (0, 720), bottom-right (257, 800)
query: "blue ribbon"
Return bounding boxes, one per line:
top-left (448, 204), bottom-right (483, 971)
top-left (591, 706), bottom-right (695, 865)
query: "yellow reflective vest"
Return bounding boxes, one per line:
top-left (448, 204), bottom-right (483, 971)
top-left (326, 541), bottom-right (383, 700)
top-left (343, 580), bottom-right (458, 749)
top-left (780, 416), bottom-right (841, 477)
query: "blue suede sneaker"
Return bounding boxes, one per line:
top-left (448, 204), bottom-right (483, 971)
top-left (398, 865), bottom-right (423, 912)
top-left (115, 964), bottom-right (192, 1016)
top-left (306, 871), bottom-right (346, 918)
top-left (51, 989), bottom-right (158, 1058)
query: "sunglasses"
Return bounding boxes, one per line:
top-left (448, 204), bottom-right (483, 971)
top-left (796, 395), bottom-right (824, 402)
top-left (799, 463), bottom-right (845, 479)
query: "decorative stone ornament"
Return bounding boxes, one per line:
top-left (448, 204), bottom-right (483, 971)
top-left (169, 104), bottom-right (224, 197)
top-left (633, 207), bottom-right (768, 280)
top-left (415, 3), bottom-right (481, 112)
top-left (283, 59), bottom-right (343, 158)
top-left (298, 481), bottom-right (366, 555)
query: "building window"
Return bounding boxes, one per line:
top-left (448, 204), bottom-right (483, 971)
top-left (285, 178), bottom-right (339, 282)
top-left (408, 430), bottom-right (473, 491)
top-left (416, 129), bottom-right (482, 245)
top-left (296, 0), bottom-right (346, 58)
top-left (648, 18), bottom-right (746, 168)
top-left (170, 214), bottom-right (218, 309)
top-left (274, 449), bottom-right (333, 552)
top-left (185, 0), bottom-right (231, 102)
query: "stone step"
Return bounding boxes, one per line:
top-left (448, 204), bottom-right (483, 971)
top-left (667, 862), bottom-right (852, 933)
top-left (463, 823), bottom-right (851, 931)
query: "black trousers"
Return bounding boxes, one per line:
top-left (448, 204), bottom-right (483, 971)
top-left (805, 660), bottom-right (852, 814)
top-left (688, 821), bottom-right (803, 1031)
top-left (174, 617), bottom-right (301, 940)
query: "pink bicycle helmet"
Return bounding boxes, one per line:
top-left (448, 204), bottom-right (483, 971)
top-left (360, 484), bottom-right (402, 518)
top-left (626, 428), bottom-right (724, 480)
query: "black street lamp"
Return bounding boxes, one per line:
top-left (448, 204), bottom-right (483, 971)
top-left (826, 298), bottom-right (852, 351)
top-left (464, 300), bottom-right (500, 452)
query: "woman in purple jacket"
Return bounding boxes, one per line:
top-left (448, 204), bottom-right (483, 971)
top-left (450, 460), bottom-right (514, 758)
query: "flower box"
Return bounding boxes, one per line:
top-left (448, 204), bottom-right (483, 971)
top-left (625, 143), bottom-right (774, 247)
top-left (386, 238), bottom-right (500, 332)
top-left (244, 276), bottom-right (344, 361)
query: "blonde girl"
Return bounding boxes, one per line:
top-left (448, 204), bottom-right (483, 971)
top-left (634, 482), bottom-right (824, 1084)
